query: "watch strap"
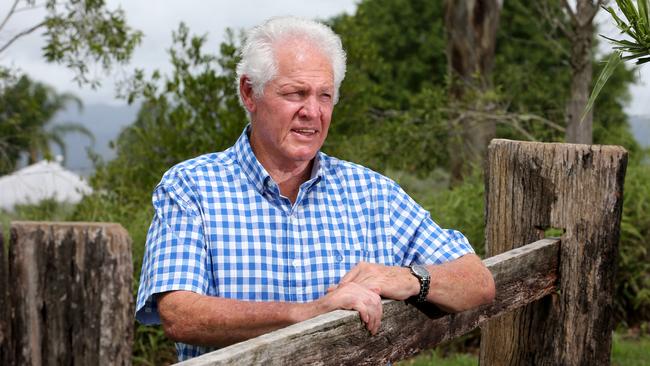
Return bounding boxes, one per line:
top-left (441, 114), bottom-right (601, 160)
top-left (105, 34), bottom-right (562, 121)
top-left (409, 265), bottom-right (430, 303)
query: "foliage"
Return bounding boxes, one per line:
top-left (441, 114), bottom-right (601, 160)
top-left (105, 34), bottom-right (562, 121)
top-left (0, 0), bottom-right (142, 87)
top-left (604, 0), bottom-right (650, 64)
top-left (396, 168), bottom-right (486, 257)
top-left (0, 198), bottom-right (77, 253)
top-left (616, 159), bottom-right (650, 325)
top-left (0, 75), bottom-right (93, 174)
top-left (132, 324), bottom-right (177, 366)
top-left (104, 23), bottom-right (246, 202)
top-left (585, 0), bottom-right (650, 120)
top-left (325, 0), bottom-right (450, 174)
top-left (397, 349), bottom-right (478, 366)
top-left (493, 0), bottom-right (571, 142)
top-left (591, 56), bottom-right (640, 155)
top-left (611, 331), bottom-right (650, 366)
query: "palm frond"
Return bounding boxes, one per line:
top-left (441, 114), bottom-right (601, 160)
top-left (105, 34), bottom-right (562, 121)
top-left (582, 52), bottom-right (624, 123)
top-left (583, 1), bottom-right (649, 121)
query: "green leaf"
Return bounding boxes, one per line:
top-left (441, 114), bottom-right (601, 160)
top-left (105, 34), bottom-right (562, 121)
top-left (581, 51), bottom-right (624, 123)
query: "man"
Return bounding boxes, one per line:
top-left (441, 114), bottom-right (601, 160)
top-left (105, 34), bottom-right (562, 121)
top-left (136, 16), bottom-right (495, 361)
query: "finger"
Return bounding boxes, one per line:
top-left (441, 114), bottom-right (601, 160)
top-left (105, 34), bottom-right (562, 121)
top-left (327, 285), bottom-right (337, 293)
top-left (373, 292), bottom-right (383, 334)
top-left (369, 295), bottom-right (382, 335)
top-left (357, 304), bottom-right (370, 327)
top-left (339, 264), bottom-right (361, 284)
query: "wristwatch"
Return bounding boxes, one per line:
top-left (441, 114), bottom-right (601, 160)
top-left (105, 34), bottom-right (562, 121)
top-left (408, 264), bottom-right (431, 303)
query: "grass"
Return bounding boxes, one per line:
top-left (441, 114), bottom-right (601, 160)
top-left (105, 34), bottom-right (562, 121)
top-left (398, 350), bottom-right (477, 366)
top-left (612, 331), bottom-right (650, 366)
top-left (398, 330), bottom-right (650, 366)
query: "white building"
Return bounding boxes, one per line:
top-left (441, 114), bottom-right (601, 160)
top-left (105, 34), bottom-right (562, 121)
top-left (0, 158), bottom-right (93, 211)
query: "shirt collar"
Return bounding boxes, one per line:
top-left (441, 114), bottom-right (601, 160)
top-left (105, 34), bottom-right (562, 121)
top-left (234, 125), bottom-right (273, 195)
top-left (234, 125), bottom-right (324, 196)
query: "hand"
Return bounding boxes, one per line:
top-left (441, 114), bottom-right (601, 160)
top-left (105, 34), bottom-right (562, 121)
top-left (337, 262), bottom-right (420, 301)
top-left (316, 282), bottom-right (383, 335)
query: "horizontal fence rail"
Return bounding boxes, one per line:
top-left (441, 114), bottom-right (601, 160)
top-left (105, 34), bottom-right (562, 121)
top-left (176, 238), bottom-right (560, 366)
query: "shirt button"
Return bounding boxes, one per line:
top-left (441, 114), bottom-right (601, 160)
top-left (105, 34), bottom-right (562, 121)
top-left (335, 250), bottom-right (343, 262)
top-left (292, 259), bottom-right (299, 266)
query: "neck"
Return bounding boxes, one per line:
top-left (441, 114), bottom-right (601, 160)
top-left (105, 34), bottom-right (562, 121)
top-left (249, 133), bottom-right (314, 204)
top-left (269, 161), bottom-right (313, 204)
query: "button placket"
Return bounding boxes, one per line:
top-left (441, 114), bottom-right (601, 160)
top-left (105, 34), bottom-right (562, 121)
top-left (292, 208), bottom-right (306, 301)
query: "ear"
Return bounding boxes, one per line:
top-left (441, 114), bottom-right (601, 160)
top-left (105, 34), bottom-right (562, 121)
top-left (239, 76), bottom-right (257, 114)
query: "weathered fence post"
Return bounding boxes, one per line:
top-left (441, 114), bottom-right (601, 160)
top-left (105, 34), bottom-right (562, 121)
top-left (8, 222), bottom-right (134, 366)
top-left (479, 140), bottom-right (627, 365)
top-left (0, 227), bottom-right (10, 366)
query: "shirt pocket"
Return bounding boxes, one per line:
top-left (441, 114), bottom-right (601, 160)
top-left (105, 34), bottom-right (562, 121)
top-left (329, 239), bottom-right (368, 281)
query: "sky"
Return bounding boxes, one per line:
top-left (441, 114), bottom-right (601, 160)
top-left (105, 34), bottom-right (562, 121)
top-left (1, 0), bottom-right (649, 116)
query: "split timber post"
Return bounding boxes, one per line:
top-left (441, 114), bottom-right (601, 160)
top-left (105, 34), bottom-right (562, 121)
top-left (0, 228), bottom-right (9, 366)
top-left (480, 139), bottom-right (627, 365)
top-left (3, 222), bottom-right (134, 366)
top-left (174, 140), bottom-right (626, 366)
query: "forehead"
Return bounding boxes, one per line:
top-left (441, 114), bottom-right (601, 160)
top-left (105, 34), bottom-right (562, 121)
top-left (272, 38), bottom-right (334, 86)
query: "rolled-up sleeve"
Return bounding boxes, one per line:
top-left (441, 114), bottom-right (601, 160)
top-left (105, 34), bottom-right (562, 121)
top-left (389, 183), bottom-right (474, 266)
top-left (135, 171), bottom-right (209, 324)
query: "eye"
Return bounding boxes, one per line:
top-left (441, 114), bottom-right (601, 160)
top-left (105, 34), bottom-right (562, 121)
top-left (284, 90), bottom-right (305, 101)
top-left (320, 93), bottom-right (332, 102)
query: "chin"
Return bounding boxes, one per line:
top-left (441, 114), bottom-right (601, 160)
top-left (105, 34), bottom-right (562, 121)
top-left (288, 151), bottom-right (318, 162)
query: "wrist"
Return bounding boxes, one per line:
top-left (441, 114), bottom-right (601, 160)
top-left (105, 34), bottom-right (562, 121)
top-left (291, 297), bottom-right (330, 323)
top-left (402, 266), bottom-right (421, 298)
top-left (407, 264), bottom-right (431, 302)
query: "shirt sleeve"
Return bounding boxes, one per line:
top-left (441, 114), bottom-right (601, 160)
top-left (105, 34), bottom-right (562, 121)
top-left (389, 183), bottom-right (474, 266)
top-left (135, 170), bottom-right (209, 324)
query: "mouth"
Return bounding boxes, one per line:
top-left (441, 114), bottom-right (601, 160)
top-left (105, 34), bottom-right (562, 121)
top-left (291, 128), bottom-right (318, 136)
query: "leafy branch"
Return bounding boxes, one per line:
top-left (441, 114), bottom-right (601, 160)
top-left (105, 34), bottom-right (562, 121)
top-left (583, 0), bottom-right (650, 120)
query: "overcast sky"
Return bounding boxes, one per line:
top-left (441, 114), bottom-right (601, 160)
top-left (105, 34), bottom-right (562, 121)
top-left (1, 0), bottom-right (649, 116)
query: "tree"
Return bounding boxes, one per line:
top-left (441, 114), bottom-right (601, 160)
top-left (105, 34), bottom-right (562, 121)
top-left (0, 0), bottom-right (142, 87)
top-left (444, 0), bottom-right (503, 183)
top-left (327, 0), bottom-right (453, 175)
top-left (0, 75), bottom-right (93, 174)
top-left (542, 0), bottom-right (607, 144)
top-left (96, 23), bottom-right (246, 200)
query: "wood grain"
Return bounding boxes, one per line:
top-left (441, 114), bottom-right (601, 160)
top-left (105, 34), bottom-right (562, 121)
top-left (8, 221), bottom-right (133, 366)
top-left (479, 139), bottom-right (627, 366)
top-left (175, 238), bottom-right (560, 366)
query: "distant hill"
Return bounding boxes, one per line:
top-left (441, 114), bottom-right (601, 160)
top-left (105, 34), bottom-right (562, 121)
top-left (52, 103), bottom-right (139, 176)
top-left (630, 115), bottom-right (650, 148)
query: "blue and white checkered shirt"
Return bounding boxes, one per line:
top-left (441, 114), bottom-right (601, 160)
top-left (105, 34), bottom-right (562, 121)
top-left (135, 126), bottom-right (474, 361)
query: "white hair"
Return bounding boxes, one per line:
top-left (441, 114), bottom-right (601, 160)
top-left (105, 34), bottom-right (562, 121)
top-left (236, 16), bottom-right (347, 107)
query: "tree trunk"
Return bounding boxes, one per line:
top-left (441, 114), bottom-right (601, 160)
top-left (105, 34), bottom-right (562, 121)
top-left (565, 0), bottom-right (600, 144)
top-left (444, 0), bottom-right (502, 184)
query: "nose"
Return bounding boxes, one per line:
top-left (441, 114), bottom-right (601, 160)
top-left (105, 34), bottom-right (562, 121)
top-left (298, 96), bottom-right (320, 120)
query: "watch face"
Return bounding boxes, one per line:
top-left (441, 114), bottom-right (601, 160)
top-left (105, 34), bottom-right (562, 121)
top-left (412, 264), bottom-right (430, 279)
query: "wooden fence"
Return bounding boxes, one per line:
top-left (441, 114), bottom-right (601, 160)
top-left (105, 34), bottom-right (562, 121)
top-left (0, 139), bottom-right (627, 365)
top-left (0, 222), bottom-right (133, 366)
top-left (175, 139), bottom-right (627, 366)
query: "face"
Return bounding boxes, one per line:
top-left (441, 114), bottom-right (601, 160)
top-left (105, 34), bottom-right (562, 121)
top-left (244, 39), bottom-right (335, 171)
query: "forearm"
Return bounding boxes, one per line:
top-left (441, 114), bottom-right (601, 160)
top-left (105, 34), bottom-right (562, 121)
top-left (425, 254), bottom-right (495, 312)
top-left (158, 290), bottom-right (327, 348)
